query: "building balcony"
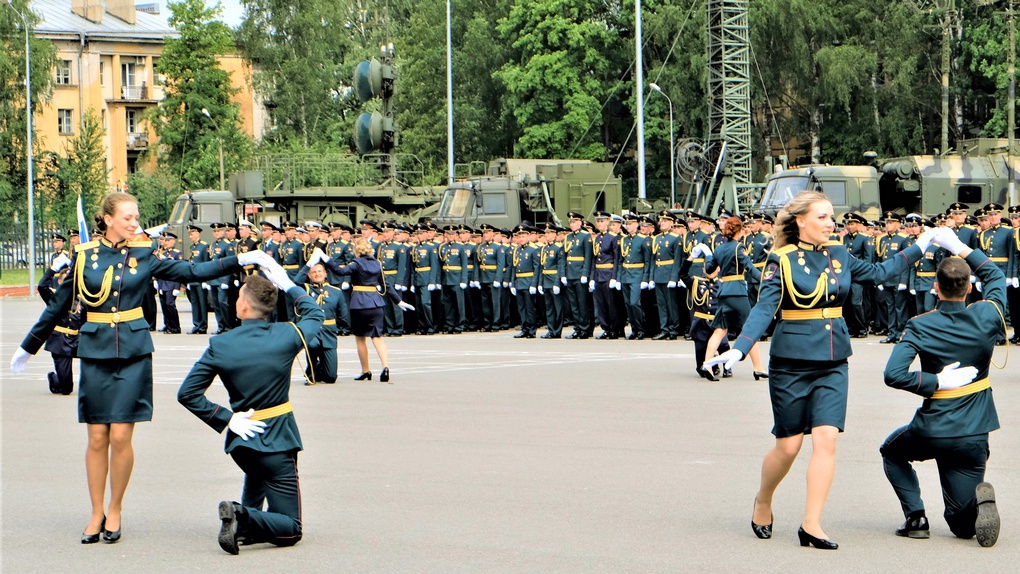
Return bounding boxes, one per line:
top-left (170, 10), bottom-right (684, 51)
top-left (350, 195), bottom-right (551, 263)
top-left (127, 132), bottom-right (149, 149)
top-left (121, 85), bottom-right (149, 100)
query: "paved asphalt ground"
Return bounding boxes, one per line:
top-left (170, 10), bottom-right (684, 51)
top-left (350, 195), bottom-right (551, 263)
top-left (2, 295), bottom-right (1019, 573)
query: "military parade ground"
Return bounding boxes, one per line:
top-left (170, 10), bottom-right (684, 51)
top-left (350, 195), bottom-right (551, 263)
top-left (3, 294), bottom-right (1018, 573)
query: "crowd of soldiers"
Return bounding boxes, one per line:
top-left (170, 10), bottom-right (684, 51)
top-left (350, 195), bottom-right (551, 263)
top-left (39, 200), bottom-right (1019, 349)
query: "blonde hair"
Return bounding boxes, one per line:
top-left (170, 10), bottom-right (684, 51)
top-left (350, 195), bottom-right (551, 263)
top-left (352, 239), bottom-right (374, 257)
top-left (93, 192), bottom-right (137, 233)
top-left (773, 191), bottom-right (830, 249)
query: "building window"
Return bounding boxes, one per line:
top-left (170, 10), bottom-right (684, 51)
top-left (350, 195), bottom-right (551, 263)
top-left (100, 61), bottom-right (105, 85)
top-left (56, 60), bottom-right (72, 85)
top-left (122, 62), bottom-right (136, 87)
top-left (58, 109), bottom-right (74, 135)
top-left (126, 108), bottom-right (140, 133)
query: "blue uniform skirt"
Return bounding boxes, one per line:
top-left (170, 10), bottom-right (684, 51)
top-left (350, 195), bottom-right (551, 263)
top-left (351, 307), bottom-right (384, 338)
top-left (710, 294), bottom-right (751, 332)
top-left (79, 355), bottom-right (153, 424)
top-left (767, 357), bottom-right (849, 438)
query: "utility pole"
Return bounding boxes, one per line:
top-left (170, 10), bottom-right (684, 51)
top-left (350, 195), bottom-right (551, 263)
top-left (6, 0), bottom-right (35, 289)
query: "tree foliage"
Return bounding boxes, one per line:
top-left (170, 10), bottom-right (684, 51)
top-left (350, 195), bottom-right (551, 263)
top-left (43, 109), bottom-right (108, 229)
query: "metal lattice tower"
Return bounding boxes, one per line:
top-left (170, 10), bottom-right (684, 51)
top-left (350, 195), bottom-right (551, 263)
top-left (706, 0), bottom-right (752, 187)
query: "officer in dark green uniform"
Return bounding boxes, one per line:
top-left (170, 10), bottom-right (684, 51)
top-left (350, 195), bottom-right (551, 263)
top-left (651, 210), bottom-right (682, 340)
top-left (156, 232), bottom-right (183, 334)
top-left (880, 229), bottom-right (1002, 547)
top-left (563, 212), bottom-right (594, 339)
top-left (510, 224), bottom-right (540, 338)
top-left (477, 223), bottom-right (507, 331)
top-left (878, 212), bottom-right (911, 343)
top-left (186, 225), bottom-right (211, 334)
top-left (294, 257), bottom-right (346, 384)
top-left (538, 223), bottom-right (567, 338)
top-left (411, 223), bottom-right (440, 334)
top-left (178, 271), bottom-right (323, 554)
top-left (618, 214), bottom-right (652, 339)
top-left (977, 202), bottom-right (1013, 344)
top-left (439, 226), bottom-right (468, 333)
top-left (910, 216), bottom-right (945, 314)
top-left (1008, 205), bottom-right (1020, 343)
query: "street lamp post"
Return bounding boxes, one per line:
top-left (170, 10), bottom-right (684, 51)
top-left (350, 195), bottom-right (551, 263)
top-left (6, 0), bottom-right (36, 289)
top-left (649, 83), bottom-right (675, 207)
top-left (201, 108), bottom-right (225, 191)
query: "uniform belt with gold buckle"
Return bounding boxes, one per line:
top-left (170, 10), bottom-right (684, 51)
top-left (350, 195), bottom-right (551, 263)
top-left (781, 308), bottom-right (843, 320)
top-left (931, 377), bottom-right (990, 399)
top-left (249, 401), bottom-right (293, 421)
top-left (87, 307), bottom-right (145, 325)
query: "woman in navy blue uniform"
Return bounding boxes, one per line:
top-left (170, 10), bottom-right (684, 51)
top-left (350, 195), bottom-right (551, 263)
top-left (707, 191), bottom-right (936, 549)
top-left (10, 193), bottom-right (264, 545)
top-left (319, 240), bottom-right (411, 382)
top-left (701, 216), bottom-right (765, 378)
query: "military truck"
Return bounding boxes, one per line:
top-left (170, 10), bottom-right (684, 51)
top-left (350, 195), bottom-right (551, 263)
top-left (431, 158), bottom-right (623, 230)
top-left (756, 138), bottom-right (1015, 220)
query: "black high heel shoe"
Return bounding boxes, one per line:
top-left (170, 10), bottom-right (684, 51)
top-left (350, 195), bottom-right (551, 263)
top-left (82, 516), bottom-right (105, 544)
top-left (798, 526), bottom-right (838, 550)
top-left (753, 371), bottom-right (769, 381)
top-left (751, 499), bottom-right (773, 539)
top-left (380, 367), bottom-right (390, 383)
top-left (354, 372), bottom-right (372, 381)
top-left (103, 519), bottom-right (121, 543)
top-left (696, 367), bottom-right (719, 382)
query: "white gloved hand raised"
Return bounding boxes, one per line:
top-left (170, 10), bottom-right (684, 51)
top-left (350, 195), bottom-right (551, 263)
top-left (704, 349), bottom-right (743, 372)
top-left (398, 301), bottom-right (415, 311)
top-left (261, 259), bottom-right (297, 291)
top-left (912, 227), bottom-right (938, 252)
top-left (933, 227), bottom-right (967, 255)
top-left (237, 250), bottom-right (269, 267)
top-left (50, 253), bottom-right (71, 272)
top-left (936, 361), bottom-right (978, 391)
top-left (10, 347), bottom-right (31, 374)
top-left (667, 281), bottom-right (677, 289)
top-left (691, 243), bottom-right (712, 259)
top-left (228, 409), bottom-right (267, 441)
top-left (304, 249), bottom-right (322, 268)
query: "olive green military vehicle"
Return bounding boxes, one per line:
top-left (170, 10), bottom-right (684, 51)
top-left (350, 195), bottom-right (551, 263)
top-left (757, 138), bottom-right (1015, 221)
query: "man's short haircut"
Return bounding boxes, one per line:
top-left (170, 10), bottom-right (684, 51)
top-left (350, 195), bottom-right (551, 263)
top-left (936, 256), bottom-right (970, 299)
top-left (242, 275), bottom-right (278, 317)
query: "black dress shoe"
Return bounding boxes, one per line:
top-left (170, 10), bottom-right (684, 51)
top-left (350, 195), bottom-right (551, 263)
top-left (751, 499), bottom-right (773, 539)
top-left (683, 334), bottom-right (694, 341)
top-left (666, 334), bottom-right (677, 340)
top-left (82, 516), bottom-right (105, 544)
top-left (596, 332), bottom-right (610, 340)
top-left (380, 367), bottom-right (390, 383)
top-left (102, 521), bottom-right (121, 543)
top-left (895, 514), bottom-right (930, 539)
top-left (879, 336), bottom-right (898, 344)
top-left (651, 333), bottom-right (668, 341)
top-left (850, 332), bottom-right (867, 339)
top-left (995, 338), bottom-right (1007, 346)
top-left (514, 332), bottom-right (528, 338)
top-left (722, 368), bottom-right (733, 378)
top-left (753, 371), bottom-right (769, 381)
top-left (540, 333), bottom-right (560, 339)
top-left (218, 501), bottom-right (241, 555)
top-left (354, 371), bottom-right (372, 381)
top-left (975, 482), bottom-right (1000, 547)
top-left (48, 372), bottom-right (61, 394)
top-left (696, 367), bottom-right (719, 382)
top-left (798, 526), bottom-right (838, 549)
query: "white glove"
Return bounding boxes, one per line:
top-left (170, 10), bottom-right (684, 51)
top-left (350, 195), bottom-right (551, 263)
top-left (691, 244), bottom-right (711, 259)
top-left (877, 285), bottom-right (884, 291)
top-left (588, 280), bottom-right (595, 292)
top-left (398, 301), bottom-right (415, 311)
top-left (1011, 278), bottom-right (1019, 288)
top-left (262, 259), bottom-right (296, 291)
top-left (538, 286), bottom-right (544, 294)
top-left (614, 281), bottom-right (621, 291)
top-left (510, 287), bottom-right (517, 296)
top-left (472, 281), bottom-right (481, 289)
top-left (50, 253), bottom-right (71, 272)
top-left (228, 409), bottom-right (267, 441)
top-left (427, 284), bottom-right (437, 292)
top-left (976, 282), bottom-right (983, 292)
top-left (609, 279), bottom-right (618, 290)
top-left (909, 289), bottom-right (916, 295)
top-left (10, 347), bottom-right (31, 374)
top-left (930, 289), bottom-right (936, 295)
top-left (648, 281), bottom-right (655, 289)
top-left (640, 281), bottom-right (650, 290)
top-left (172, 289), bottom-right (180, 297)
top-left (933, 227), bottom-right (967, 255)
top-left (233, 280), bottom-right (239, 287)
top-left (667, 281), bottom-right (677, 289)
top-left (677, 279), bottom-right (686, 288)
top-left (312, 247), bottom-right (329, 265)
top-left (237, 250), bottom-right (269, 267)
top-left (970, 275), bottom-right (977, 284)
top-left (493, 281), bottom-right (501, 288)
top-left (304, 249), bottom-right (322, 268)
top-left (502, 281), bottom-right (510, 288)
top-left (410, 285), bottom-right (415, 293)
top-left (897, 284), bottom-right (907, 291)
top-left (936, 361), bottom-right (978, 391)
top-left (552, 286), bottom-right (560, 295)
top-left (459, 282), bottom-right (467, 289)
top-left (913, 227), bottom-right (938, 252)
top-left (703, 349), bottom-right (743, 371)
top-left (561, 277), bottom-right (568, 285)
top-left (153, 280), bottom-right (158, 290)
top-left (221, 283), bottom-right (229, 290)
top-left (529, 286), bottom-right (537, 295)
top-left (580, 276), bottom-right (587, 284)
top-left (202, 282), bottom-right (210, 290)
top-left (341, 281), bottom-right (351, 290)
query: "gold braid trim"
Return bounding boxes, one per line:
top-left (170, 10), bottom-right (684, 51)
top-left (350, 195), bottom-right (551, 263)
top-left (74, 249), bottom-right (114, 308)
top-left (289, 322), bottom-right (316, 385)
top-left (778, 252), bottom-right (828, 309)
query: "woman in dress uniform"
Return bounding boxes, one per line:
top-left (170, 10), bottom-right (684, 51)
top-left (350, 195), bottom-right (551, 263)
top-left (706, 191), bottom-right (936, 549)
top-left (9, 193), bottom-right (264, 544)
top-left (701, 216), bottom-right (766, 378)
top-left (319, 240), bottom-right (411, 382)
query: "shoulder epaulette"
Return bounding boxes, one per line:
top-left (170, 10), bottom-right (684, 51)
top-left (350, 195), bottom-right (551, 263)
top-left (199, 240), bottom-right (208, 245)
top-left (772, 244), bottom-right (798, 256)
top-left (75, 240), bottom-right (100, 252)
top-left (822, 240), bottom-right (842, 247)
top-left (128, 238), bottom-right (155, 248)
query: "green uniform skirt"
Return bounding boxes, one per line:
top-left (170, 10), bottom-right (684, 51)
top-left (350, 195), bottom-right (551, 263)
top-left (767, 357), bottom-right (849, 438)
top-left (79, 355), bottom-right (153, 424)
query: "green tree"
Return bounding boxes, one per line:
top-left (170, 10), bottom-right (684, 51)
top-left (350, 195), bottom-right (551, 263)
top-left (48, 109), bottom-right (108, 229)
top-left (0, 0), bottom-right (55, 221)
top-left (150, 0), bottom-right (250, 191)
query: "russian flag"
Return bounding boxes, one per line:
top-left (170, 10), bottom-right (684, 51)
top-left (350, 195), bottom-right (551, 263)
top-left (76, 194), bottom-right (90, 243)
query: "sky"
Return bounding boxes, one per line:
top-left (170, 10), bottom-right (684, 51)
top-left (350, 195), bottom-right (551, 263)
top-left (158, 0), bottom-right (244, 28)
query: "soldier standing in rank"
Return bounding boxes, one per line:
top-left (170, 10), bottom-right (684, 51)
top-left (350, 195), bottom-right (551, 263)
top-left (37, 253), bottom-right (79, 395)
top-left (293, 255), bottom-right (346, 384)
top-left (901, 214), bottom-right (924, 318)
top-left (618, 214), bottom-right (652, 340)
top-left (563, 212), bottom-right (593, 339)
top-left (670, 216), bottom-right (692, 339)
top-left (880, 228), bottom-right (1003, 547)
top-left (224, 223), bottom-right (243, 326)
top-left (947, 202), bottom-right (980, 250)
top-left (48, 231), bottom-right (69, 268)
top-left (651, 211), bottom-right (682, 340)
top-left (207, 223), bottom-right (231, 333)
top-left (1008, 205), bottom-right (1020, 343)
top-left (276, 222), bottom-right (306, 321)
top-left (976, 203), bottom-right (1014, 345)
top-left (186, 225), bottom-right (211, 334)
top-left (510, 224), bottom-right (540, 338)
top-left (591, 211), bottom-right (622, 339)
top-left (411, 223), bottom-right (440, 334)
top-left (325, 223), bottom-right (354, 335)
top-left (498, 227), bottom-right (515, 330)
top-left (537, 224), bottom-right (567, 338)
top-left (259, 221), bottom-right (282, 322)
top-left (841, 213), bottom-right (871, 337)
top-left (877, 212), bottom-right (911, 343)
top-left (378, 222), bottom-right (409, 336)
top-left (477, 223), bottom-right (506, 332)
top-left (177, 269), bottom-right (322, 555)
top-left (156, 232), bottom-right (183, 334)
top-left (910, 216), bottom-right (944, 314)
top-left (460, 226), bottom-right (483, 331)
top-left (439, 226), bottom-right (468, 334)
top-left (744, 213), bottom-right (774, 308)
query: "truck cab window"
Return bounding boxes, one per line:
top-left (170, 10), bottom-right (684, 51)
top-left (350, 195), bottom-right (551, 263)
top-left (819, 181), bottom-right (847, 206)
top-left (197, 203), bottom-right (223, 223)
top-left (957, 185), bottom-right (982, 204)
top-left (759, 175), bottom-right (810, 211)
top-left (481, 193), bottom-right (506, 215)
top-left (438, 189), bottom-right (472, 218)
top-left (168, 197), bottom-right (191, 225)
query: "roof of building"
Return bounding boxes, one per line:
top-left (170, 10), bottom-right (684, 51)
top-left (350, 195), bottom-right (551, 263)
top-left (31, 0), bottom-right (177, 41)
